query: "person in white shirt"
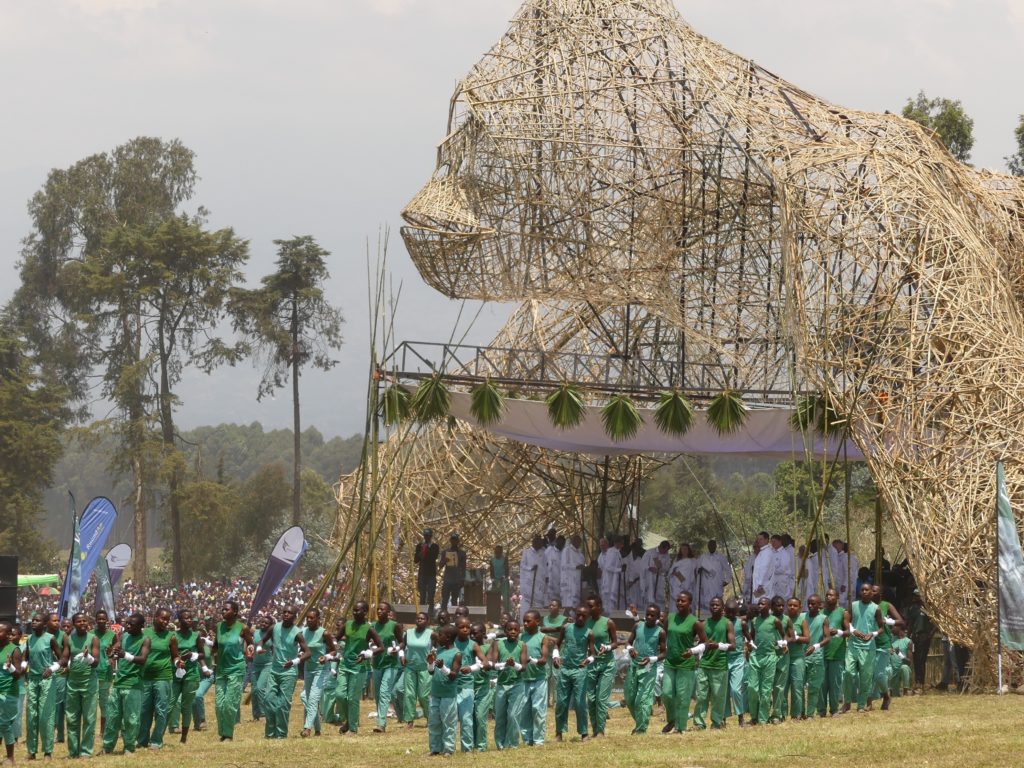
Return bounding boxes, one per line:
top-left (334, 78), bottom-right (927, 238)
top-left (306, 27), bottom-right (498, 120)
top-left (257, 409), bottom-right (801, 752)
top-left (519, 535), bottom-right (547, 617)
top-left (751, 531), bottom-right (774, 600)
top-left (770, 535), bottom-right (794, 600)
top-left (545, 536), bottom-right (564, 604)
top-left (668, 543), bottom-right (697, 605)
top-left (696, 539), bottom-right (730, 614)
top-left (597, 537), bottom-right (623, 611)
top-left (829, 539), bottom-right (848, 606)
top-left (642, 541), bottom-right (673, 612)
top-left (625, 541), bottom-right (646, 609)
top-left (742, 537), bottom-right (762, 603)
top-left (560, 534), bottom-right (585, 609)
top-left (845, 545), bottom-right (860, 608)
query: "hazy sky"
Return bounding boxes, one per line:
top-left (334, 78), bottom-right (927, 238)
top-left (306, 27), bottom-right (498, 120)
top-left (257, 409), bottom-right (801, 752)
top-left (2, 0), bottom-right (1022, 438)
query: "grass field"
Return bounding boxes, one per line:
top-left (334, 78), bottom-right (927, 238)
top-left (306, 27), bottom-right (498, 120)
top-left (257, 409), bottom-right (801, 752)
top-left (70, 689), bottom-right (1024, 768)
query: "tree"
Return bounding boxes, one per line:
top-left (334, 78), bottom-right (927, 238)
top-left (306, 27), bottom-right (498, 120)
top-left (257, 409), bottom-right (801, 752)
top-left (231, 236), bottom-right (344, 525)
top-left (174, 479), bottom-right (242, 581)
top-left (237, 462), bottom-right (292, 555)
top-left (901, 91), bottom-right (975, 163)
top-left (1008, 114), bottom-right (1024, 177)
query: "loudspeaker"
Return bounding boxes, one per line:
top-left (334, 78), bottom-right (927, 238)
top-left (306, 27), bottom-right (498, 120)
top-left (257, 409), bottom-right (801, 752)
top-left (0, 557), bottom-right (16, 588)
top-left (0, 557), bottom-right (16, 625)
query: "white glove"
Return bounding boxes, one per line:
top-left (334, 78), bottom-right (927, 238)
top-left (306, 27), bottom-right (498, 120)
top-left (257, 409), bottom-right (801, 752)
top-left (624, 644), bottom-right (634, 653)
top-left (468, 662), bottom-right (482, 672)
top-left (2, 662), bottom-right (13, 673)
top-left (834, 629), bottom-right (846, 637)
top-left (718, 643), bottom-right (732, 652)
top-left (387, 644), bottom-right (398, 655)
top-left (189, 652), bottom-right (199, 662)
top-left (748, 641), bottom-right (758, 651)
top-left (811, 643), bottom-right (821, 652)
top-left (647, 655), bottom-right (658, 664)
top-left (123, 653), bottom-right (135, 663)
top-left (493, 661), bottom-right (507, 671)
top-left (202, 637), bottom-right (214, 647)
top-left (175, 667), bottom-right (187, 679)
top-left (551, 648), bottom-right (560, 660)
top-left (897, 651), bottom-right (906, 660)
top-left (360, 649), bottom-right (374, 659)
top-left (74, 652), bottom-right (85, 661)
top-left (439, 664), bottom-right (452, 676)
top-left (884, 617), bottom-right (896, 626)
top-left (486, 633), bottom-right (497, 641)
top-left (871, 630), bottom-right (880, 638)
top-left (290, 657), bottom-right (301, 666)
top-left (776, 640), bottom-right (788, 649)
top-left (331, 667), bottom-right (338, 677)
top-left (528, 657), bottom-right (539, 666)
top-left (598, 644), bottom-right (612, 653)
top-left (20, 661), bottom-right (28, 671)
top-left (255, 645), bottom-right (264, 654)
top-left (398, 650), bottom-right (405, 661)
top-left (584, 655), bottom-right (595, 665)
top-left (85, 654), bottom-right (95, 664)
top-left (49, 662), bottom-right (61, 673)
top-left (201, 665), bottom-right (212, 675)
top-left (689, 643), bottom-right (706, 656)
top-left (513, 662), bottom-right (523, 672)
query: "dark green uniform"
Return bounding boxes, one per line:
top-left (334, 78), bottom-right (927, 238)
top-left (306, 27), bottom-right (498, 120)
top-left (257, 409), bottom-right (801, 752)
top-left (103, 632), bottom-right (144, 753)
top-left (26, 630), bottom-right (58, 756)
top-left (664, 613), bottom-right (697, 731)
top-left (371, 620), bottom-right (399, 731)
top-left (625, 623), bottom-right (661, 733)
top-left (139, 627), bottom-right (173, 748)
top-left (554, 625), bottom-right (589, 738)
top-left (585, 615), bottom-right (614, 735)
top-left (821, 606), bottom-right (846, 715)
top-left (493, 637), bottom-right (523, 750)
top-left (0, 643), bottom-right (19, 747)
top-left (65, 631), bottom-right (98, 756)
top-left (804, 611), bottom-right (827, 716)
top-left (694, 616), bottom-right (728, 729)
top-left (845, 600), bottom-right (878, 710)
top-left (428, 647), bottom-right (459, 754)
top-left (214, 621), bottom-right (246, 740)
top-left (301, 626), bottom-right (327, 733)
top-left (169, 628), bottom-right (201, 732)
top-left (335, 620), bottom-right (371, 733)
top-left (265, 622), bottom-right (301, 739)
top-left (747, 615), bottom-right (780, 724)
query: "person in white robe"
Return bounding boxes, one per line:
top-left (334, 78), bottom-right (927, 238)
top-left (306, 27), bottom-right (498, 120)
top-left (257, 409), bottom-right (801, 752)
top-left (642, 541), bottom-right (673, 611)
top-left (770, 536), bottom-right (794, 600)
top-left (519, 535), bottom-right (547, 617)
top-left (625, 541), bottom-right (646, 610)
top-left (545, 537), bottom-right (564, 604)
top-left (560, 534), bottom-right (585, 608)
top-left (597, 537), bottom-right (623, 611)
top-left (751, 532), bottom-right (775, 600)
top-left (696, 539), bottom-right (730, 614)
top-left (668, 544), bottom-right (697, 605)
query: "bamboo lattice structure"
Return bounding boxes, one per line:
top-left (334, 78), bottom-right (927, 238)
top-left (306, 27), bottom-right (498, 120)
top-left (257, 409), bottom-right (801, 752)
top-left (391, 0), bottom-right (1024, 666)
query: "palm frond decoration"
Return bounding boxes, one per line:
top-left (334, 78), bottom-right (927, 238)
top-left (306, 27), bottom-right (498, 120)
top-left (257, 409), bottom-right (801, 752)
top-left (790, 393), bottom-right (846, 436)
top-left (601, 394), bottom-right (643, 442)
top-left (706, 389), bottom-right (747, 436)
top-left (410, 373), bottom-right (451, 423)
top-left (381, 384), bottom-right (411, 426)
top-left (653, 389), bottom-right (694, 437)
top-left (546, 382), bottom-right (586, 430)
top-left (470, 378), bottom-right (506, 426)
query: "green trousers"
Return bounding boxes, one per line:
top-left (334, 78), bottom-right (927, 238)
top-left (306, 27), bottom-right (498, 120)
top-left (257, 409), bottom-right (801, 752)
top-left (215, 671), bottom-right (244, 739)
top-left (820, 657), bottom-right (844, 715)
top-left (402, 669), bottom-right (430, 722)
top-left (725, 655), bottom-right (746, 720)
top-left (98, 677), bottom-right (111, 720)
top-left (803, 653), bottom-right (824, 716)
top-left (662, 666), bottom-right (696, 731)
top-left (302, 666), bottom-right (328, 732)
top-left (65, 676), bottom-right (98, 756)
top-left (169, 676), bottom-right (199, 731)
top-left (103, 687), bottom-right (141, 753)
top-left (520, 678), bottom-right (547, 745)
top-left (372, 667), bottom-right (399, 730)
top-left (53, 674), bottom-right (66, 743)
top-left (193, 674), bottom-right (213, 726)
top-left (321, 670), bottom-right (340, 723)
top-left (473, 684), bottom-right (494, 750)
top-left (251, 664), bottom-right (270, 721)
top-left (892, 661), bottom-right (910, 694)
top-left (428, 695), bottom-right (457, 754)
top-left (770, 651), bottom-right (790, 721)
top-left (335, 666), bottom-right (368, 732)
top-left (0, 695), bottom-right (18, 747)
top-left (624, 662), bottom-right (656, 733)
top-left (494, 681), bottom-right (523, 749)
top-left (138, 678), bottom-right (171, 748)
top-left (26, 676), bottom-right (56, 756)
top-left (788, 654), bottom-right (806, 719)
top-left (456, 687), bottom-right (474, 751)
top-left (872, 648), bottom-right (891, 699)
top-left (693, 666), bottom-right (728, 729)
top-left (746, 653), bottom-right (777, 725)
top-left (585, 660), bottom-right (614, 735)
top-left (555, 667), bottom-right (587, 737)
top-left (844, 644), bottom-right (875, 710)
top-left (264, 670), bottom-right (297, 738)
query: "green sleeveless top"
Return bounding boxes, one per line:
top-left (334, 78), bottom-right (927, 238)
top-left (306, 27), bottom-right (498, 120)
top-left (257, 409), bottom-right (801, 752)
top-left (560, 624), bottom-right (591, 667)
top-left (114, 632), bottom-right (145, 690)
top-left (632, 623), bottom-right (662, 661)
top-left (430, 647), bottom-right (459, 698)
top-left (176, 629), bottom-right (201, 681)
top-left (253, 624), bottom-right (273, 670)
top-left (143, 628), bottom-right (173, 681)
top-left (474, 642), bottom-right (492, 692)
top-left (727, 617), bottom-right (745, 662)
top-left (271, 623), bottom-right (302, 673)
top-left (790, 614), bottom-right (808, 652)
top-left (97, 629), bottom-right (116, 681)
top-left (542, 615), bottom-right (567, 632)
top-left (27, 632), bottom-right (56, 679)
top-left (824, 606), bottom-right (846, 660)
top-left (453, 637), bottom-right (477, 689)
top-left (491, 557), bottom-right (506, 579)
top-left (806, 612), bottom-right (827, 659)
top-left (405, 627), bottom-right (432, 672)
top-left (522, 630), bottom-right (545, 681)
top-left (303, 627), bottom-right (326, 673)
top-left (67, 631), bottom-right (97, 685)
top-left (496, 638), bottom-right (523, 685)
top-left (752, 615), bottom-right (781, 658)
top-left (702, 616), bottom-right (728, 670)
top-left (341, 621), bottom-right (371, 671)
top-left (587, 616), bottom-right (612, 665)
top-left (892, 636), bottom-right (912, 661)
top-left (775, 614), bottom-right (792, 657)
top-left (372, 620), bottom-right (398, 670)
top-left (850, 601), bottom-right (878, 649)
top-left (216, 621), bottom-right (246, 676)
top-left (876, 602), bottom-right (893, 649)
top-left (0, 643), bottom-right (17, 696)
top-left (666, 613), bottom-right (697, 669)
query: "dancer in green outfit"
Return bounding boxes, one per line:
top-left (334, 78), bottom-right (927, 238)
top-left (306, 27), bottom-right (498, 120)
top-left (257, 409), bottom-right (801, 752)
top-left (169, 609), bottom-right (206, 743)
top-left (769, 596), bottom-right (794, 723)
top-left (869, 584), bottom-right (903, 711)
top-left (51, 617), bottom-right (68, 747)
top-left (370, 602), bottom-right (403, 734)
top-left (25, 611), bottom-right (64, 759)
top-left (249, 615), bottom-right (273, 723)
top-left (103, 612), bottom-right (150, 754)
top-left (693, 596), bottom-right (733, 730)
top-left (489, 620), bottom-right (524, 750)
top-left (784, 597), bottom-right (808, 720)
top-left (841, 583), bottom-right (883, 713)
top-left (801, 594), bottom-right (831, 718)
top-left (583, 595), bottom-right (617, 737)
top-left (890, 622), bottom-right (914, 697)
top-left (519, 611), bottom-right (550, 746)
top-left (541, 601), bottom-right (566, 707)
top-left (554, 605), bottom-right (594, 741)
top-left (210, 600), bottom-right (254, 741)
top-left (63, 612), bottom-right (100, 757)
top-left (624, 604), bottom-right (665, 734)
top-left (93, 611), bottom-right (115, 736)
top-left (261, 605), bottom-right (308, 739)
top-left (333, 600), bottom-right (381, 735)
top-left (453, 617), bottom-right (486, 751)
top-left (10, 625), bottom-right (26, 747)
top-left (402, 612), bottom-right (432, 727)
top-left (427, 625), bottom-right (462, 755)
top-left (139, 607), bottom-right (178, 749)
top-left (302, 608), bottom-right (334, 737)
top-left (746, 597), bottom-right (784, 725)
top-left (662, 591), bottom-right (707, 733)
top-left (469, 623), bottom-right (494, 751)
top-left (0, 621), bottom-right (24, 764)
top-left (723, 599), bottom-right (747, 727)
top-left (321, 619), bottom-right (344, 725)
top-left (820, 588), bottom-right (848, 717)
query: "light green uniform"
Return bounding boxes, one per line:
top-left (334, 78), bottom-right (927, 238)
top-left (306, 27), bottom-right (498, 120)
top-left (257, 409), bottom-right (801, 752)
top-left (725, 616), bottom-right (746, 719)
top-left (519, 629), bottom-right (547, 745)
top-left (747, 614), bottom-right (780, 725)
top-left (265, 622), bottom-right (301, 739)
top-left (472, 641), bottom-right (494, 750)
top-left (844, 600), bottom-right (878, 710)
top-left (26, 630), bottom-right (59, 756)
top-left (214, 621), bottom-right (246, 739)
top-left (493, 637), bottom-right (523, 749)
top-left (96, 628), bottom-right (115, 721)
top-left (371, 620), bottom-right (399, 731)
top-left (335, 620), bottom-right (371, 732)
top-left (403, 627), bottom-right (432, 722)
top-left (786, 614), bottom-right (808, 718)
top-left (169, 628), bottom-right (201, 731)
top-left (585, 615), bottom-right (614, 735)
top-left (803, 611), bottom-right (827, 716)
top-left (301, 626), bottom-right (327, 732)
top-left (139, 627), bottom-right (173, 748)
top-left (872, 601), bottom-right (894, 699)
top-left (890, 637), bottom-right (912, 694)
top-left (428, 647), bottom-right (459, 754)
top-left (625, 622), bottom-right (661, 733)
top-left (542, 615), bottom-right (566, 702)
top-left (770, 614), bottom-right (792, 722)
top-left (0, 643), bottom-right (19, 746)
top-left (250, 627), bottom-right (273, 721)
top-left (65, 631), bottom-right (98, 756)
top-left (694, 615), bottom-right (729, 729)
top-left (53, 630), bottom-right (67, 744)
top-left (554, 624), bottom-right (590, 737)
top-left (453, 636), bottom-right (477, 751)
top-left (103, 631), bottom-right (144, 753)
top-left (663, 612), bottom-right (698, 731)
top-left (821, 606), bottom-right (846, 715)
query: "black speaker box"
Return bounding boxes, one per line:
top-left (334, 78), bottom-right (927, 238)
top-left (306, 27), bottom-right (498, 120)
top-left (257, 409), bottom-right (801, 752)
top-left (0, 556), bottom-right (16, 587)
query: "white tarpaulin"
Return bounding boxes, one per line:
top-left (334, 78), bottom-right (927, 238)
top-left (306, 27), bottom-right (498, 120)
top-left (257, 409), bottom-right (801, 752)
top-left (448, 391), bottom-right (864, 459)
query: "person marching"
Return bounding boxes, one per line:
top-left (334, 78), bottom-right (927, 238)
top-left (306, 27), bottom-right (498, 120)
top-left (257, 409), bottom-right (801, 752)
top-left (93, 611), bottom-right (116, 736)
top-left (249, 615), bottom-right (273, 723)
top-left (51, 616), bottom-right (68, 747)
top-left (746, 597), bottom-right (784, 726)
top-left (869, 584), bottom-right (903, 711)
top-left (25, 611), bottom-right (64, 759)
top-left (584, 595), bottom-right (617, 737)
top-left (370, 602), bottom-right (403, 734)
top-left (553, 604), bottom-right (593, 741)
top-left (723, 598), bottom-right (747, 727)
top-left (624, 604), bottom-right (665, 734)
top-left (301, 607), bottom-right (333, 737)
top-left (490, 546), bottom-right (511, 615)
top-left (169, 609), bottom-right (206, 744)
top-left (768, 596), bottom-right (795, 723)
top-left (541, 600), bottom-right (566, 708)
top-left (801, 594), bottom-right (830, 718)
top-left (426, 625), bottom-right (462, 755)
top-left (102, 612), bottom-right (150, 755)
top-left (0, 621), bottom-right (24, 765)
top-left (209, 600), bottom-right (254, 742)
top-left (334, 600), bottom-right (381, 735)
top-left (890, 622), bottom-right (914, 697)
top-left (402, 611), bottom-right (432, 728)
top-left (693, 596), bottom-right (733, 730)
top-left (137, 607), bottom-right (178, 750)
top-left (820, 588), bottom-right (848, 717)
top-left (10, 625), bottom-right (26, 748)
top-left (260, 605), bottom-right (306, 739)
top-left (453, 617), bottom-right (486, 751)
top-left (518, 610), bottom-right (550, 746)
top-left (489, 619), bottom-right (524, 750)
top-left (784, 597), bottom-right (809, 720)
top-left (662, 591), bottom-right (707, 733)
top-left (63, 612), bottom-right (100, 757)
top-left (842, 583), bottom-right (883, 714)
top-left (469, 623), bottom-right (494, 752)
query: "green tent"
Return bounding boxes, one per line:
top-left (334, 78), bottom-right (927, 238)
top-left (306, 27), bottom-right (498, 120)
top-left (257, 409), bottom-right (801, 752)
top-left (17, 574), bottom-right (60, 587)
